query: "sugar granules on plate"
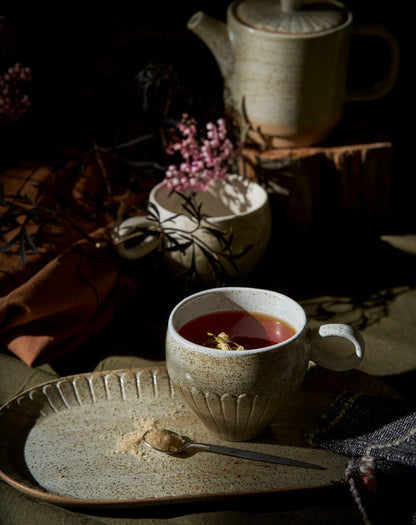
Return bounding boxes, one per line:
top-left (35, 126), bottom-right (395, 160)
top-left (112, 417), bottom-right (158, 459)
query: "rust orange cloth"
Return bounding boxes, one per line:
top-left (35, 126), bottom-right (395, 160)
top-left (0, 160), bottom-right (143, 366)
top-left (0, 240), bottom-right (137, 366)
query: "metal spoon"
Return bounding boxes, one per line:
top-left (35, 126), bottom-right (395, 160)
top-left (142, 428), bottom-right (325, 470)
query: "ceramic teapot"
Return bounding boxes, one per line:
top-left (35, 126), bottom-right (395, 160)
top-left (188, 0), bottom-right (399, 147)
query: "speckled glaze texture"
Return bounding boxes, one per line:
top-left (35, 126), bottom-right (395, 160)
top-left (166, 287), bottom-right (364, 441)
top-left (149, 175), bottom-right (271, 286)
top-left (188, 1), bottom-right (399, 147)
top-left (0, 367), bottom-right (360, 507)
top-left (226, 4), bottom-right (351, 147)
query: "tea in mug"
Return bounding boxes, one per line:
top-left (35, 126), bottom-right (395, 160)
top-left (178, 310), bottom-right (296, 350)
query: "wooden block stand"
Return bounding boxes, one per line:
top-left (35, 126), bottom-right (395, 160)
top-left (242, 141), bottom-right (392, 237)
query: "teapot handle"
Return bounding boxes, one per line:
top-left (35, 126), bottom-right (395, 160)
top-left (346, 23), bottom-right (400, 102)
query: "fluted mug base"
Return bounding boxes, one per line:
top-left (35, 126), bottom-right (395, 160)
top-left (173, 382), bottom-right (295, 442)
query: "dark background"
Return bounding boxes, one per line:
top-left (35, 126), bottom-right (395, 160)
top-left (1, 0), bottom-right (412, 230)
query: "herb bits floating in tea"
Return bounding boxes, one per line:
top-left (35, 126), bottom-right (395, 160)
top-left (204, 332), bottom-right (245, 350)
top-left (179, 311), bottom-right (296, 350)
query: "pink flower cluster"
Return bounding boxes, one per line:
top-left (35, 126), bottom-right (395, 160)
top-left (0, 62), bottom-right (32, 124)
top-left (164, 114), bottom-right (239, 193)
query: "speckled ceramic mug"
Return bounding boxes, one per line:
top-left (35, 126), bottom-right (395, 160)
top-left (166, 287), bottom-right (364, 441)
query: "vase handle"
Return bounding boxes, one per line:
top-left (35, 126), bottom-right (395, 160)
top-left (111, 216), bottom-right (159, 260)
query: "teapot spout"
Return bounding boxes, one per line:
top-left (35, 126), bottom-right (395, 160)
top-left (187, 11), bottom-right (232, 79)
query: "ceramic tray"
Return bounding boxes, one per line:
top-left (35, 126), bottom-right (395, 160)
top-left (0, 366), bottom-right (384, 508)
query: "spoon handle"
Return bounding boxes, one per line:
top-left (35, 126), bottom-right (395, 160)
top-left (189, 443), bottom-right (324, 470)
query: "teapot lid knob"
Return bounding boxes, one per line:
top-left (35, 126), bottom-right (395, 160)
top-left (235, 0), bottom-right (348, 33)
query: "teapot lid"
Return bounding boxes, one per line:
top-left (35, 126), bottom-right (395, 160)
top-left (234, 0), bottom-right (348, 34)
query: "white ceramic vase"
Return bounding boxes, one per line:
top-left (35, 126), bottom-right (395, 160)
top-left (148, 175), bottom-right (271, 286)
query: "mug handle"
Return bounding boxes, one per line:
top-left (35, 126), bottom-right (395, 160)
top-left (346, 23), bottom-right (400, 102)
top-left (309, 323), bottom-right (365, 371)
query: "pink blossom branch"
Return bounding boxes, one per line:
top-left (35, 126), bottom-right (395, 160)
top-left (163, 114), bottom-right (241, 193)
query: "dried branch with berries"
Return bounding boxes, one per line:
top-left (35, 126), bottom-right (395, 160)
top-left (0, 16), bottom-right (32, 125)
